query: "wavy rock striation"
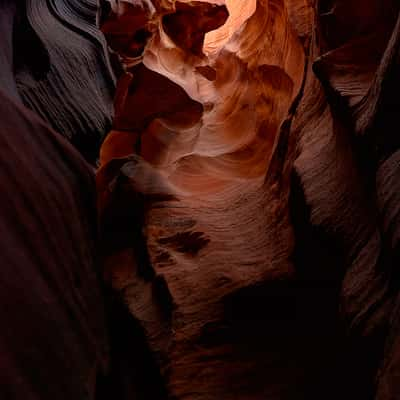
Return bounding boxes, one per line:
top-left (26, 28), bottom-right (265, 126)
top-left (15, 0), bottom-right (116, 162)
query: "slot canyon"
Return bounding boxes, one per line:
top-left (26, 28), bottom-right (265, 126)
top-left (1, 0), bottom-right (400, 399)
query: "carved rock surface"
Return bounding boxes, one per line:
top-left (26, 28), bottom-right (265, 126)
top-left (15, 0), bottom-right (116, 162)
top-left (1, 0), bottom-right (400, 399)
top-left (98, 1), bottom-right (400, 399)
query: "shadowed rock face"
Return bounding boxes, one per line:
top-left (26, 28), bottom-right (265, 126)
top-left (1, 0), bottom-right (400, 399)
top-left (0, 2), bottom-right (112, 400)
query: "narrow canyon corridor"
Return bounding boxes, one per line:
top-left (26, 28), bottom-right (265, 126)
top-left (0, 0), bottom-right (400, 399)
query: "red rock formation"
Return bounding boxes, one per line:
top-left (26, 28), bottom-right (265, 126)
top-left (98, 1), bottom-right (400, 399)
top-left (1, 0), bottom-right (400, 399)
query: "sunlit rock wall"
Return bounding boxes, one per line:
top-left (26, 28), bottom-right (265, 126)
top-left (98, 1), bottom-right (400, 399)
